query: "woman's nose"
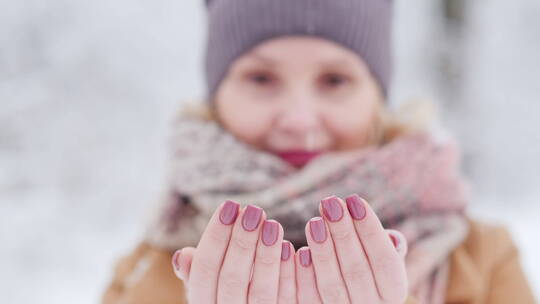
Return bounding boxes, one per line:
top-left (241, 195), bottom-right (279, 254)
top-left (276, 101), bottom-right (321, 135)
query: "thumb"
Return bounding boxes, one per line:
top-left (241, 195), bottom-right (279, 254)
top-left (171, 247), bottom-right (195, 282)
top-left (386, 229), bottom-right (408, 258)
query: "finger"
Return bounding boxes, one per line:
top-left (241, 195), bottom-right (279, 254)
top-left (217, 204), bottom-right (265, 304)
top-left (172, 247), bottom-right (195, 282)
top-left (278, 240), bottom-right (297, 304)
top-left (345, 194), bottom-right (408, 303)
top-left (248, 219), bottom-right (284, 303)
top-left (305, 216), bottom-right (350, 303)
top-left (386, 229), bottom-right (408, 258)
top-left (318, 195), bottom-right (379, 303)
top-left (188, 200), bottom-right (240, 303)
top-left (295, 247), bottom-right (322, 304)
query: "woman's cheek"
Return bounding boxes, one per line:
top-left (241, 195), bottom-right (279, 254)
top-left (326, 112), bottom-right (373, 150)
top-left (226, 104), bottom-right (276, 145)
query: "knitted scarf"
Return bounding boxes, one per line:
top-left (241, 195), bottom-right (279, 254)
top-left (144, 107), bottom-right (472, 304)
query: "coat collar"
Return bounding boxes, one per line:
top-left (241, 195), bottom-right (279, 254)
top-left (445, 234), bottom-right (484, 303)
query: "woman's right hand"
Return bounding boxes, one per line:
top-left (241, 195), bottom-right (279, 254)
top-left (171, 200), bottom-right (297, 304)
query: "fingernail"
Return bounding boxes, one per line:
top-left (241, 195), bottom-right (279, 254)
top-left (172, 249), bottom-right (181, 271)
top-left (309, 217), bottom-right (327, 243)
top-left (321, 195), bottom-right (343, 222)
top-left (299, 248), bottom-right (312, 267)
top-left (281, 241), bottom-right (291, 261)
top-left (242, 205), bottom-right (263, 231)
top-left (219, 200), bottom-right (240, 225)
top-left (345, 194), bottom-right (367, 220)
top-left (262, 220), bottom-right (279, 246)
top-left (389, 233), bottom-right (399, 249)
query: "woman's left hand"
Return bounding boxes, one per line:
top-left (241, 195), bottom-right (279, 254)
top-left (295, 194), bottom-right (408, 304)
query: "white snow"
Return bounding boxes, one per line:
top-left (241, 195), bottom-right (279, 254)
top-left (1, 0), bottom-right (539, 302)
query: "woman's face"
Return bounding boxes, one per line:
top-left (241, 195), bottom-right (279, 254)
top-left (213, 36), bottom-right (384, 167)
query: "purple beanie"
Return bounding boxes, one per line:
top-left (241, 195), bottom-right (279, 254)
top-left (203, 0), bottom-right (394, 101)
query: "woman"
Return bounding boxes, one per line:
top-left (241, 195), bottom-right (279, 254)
top-left (102, 0), bottom-right (535, 303)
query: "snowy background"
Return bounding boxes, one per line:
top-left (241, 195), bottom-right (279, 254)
top-left (1, 0), bottom-right (539, 303)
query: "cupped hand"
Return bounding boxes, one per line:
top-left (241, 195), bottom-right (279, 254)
top-left (171, 194), bottom-right (408, 304)
top-left (296, 194), bottom-right (408, 303)
top-left (171, 200), bottom-right (297, 304)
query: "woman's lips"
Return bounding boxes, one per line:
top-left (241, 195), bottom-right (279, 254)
top-left (274, 150), bottom-right (323, 168)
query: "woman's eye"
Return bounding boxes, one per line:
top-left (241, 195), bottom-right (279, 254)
top-left (321, 74), bottom-right (348, 87)
top-left (248, 73), bottom-right (274, 85)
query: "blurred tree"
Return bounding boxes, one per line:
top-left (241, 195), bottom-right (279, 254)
top-left (437, 0), bottom-right (469, 109)
top-left (435, 0), bottom-right (475, 175)
top-left (444, 0), bottom-right (467, 22)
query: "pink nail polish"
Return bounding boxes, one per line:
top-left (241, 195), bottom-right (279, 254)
top-left (242, 205), bottom-right (263, 231)
top-left (219, 200), bottom-right (240, 225)
top-left (172, 250), bottom-right (181, 271)
top-left (281, 241), bottom-right (291, 261)
top-left (389, 233), bottom-right (399, 248)
top-left (309, 217), bottom-right (327, 243)
top-left (345, 194), bottom-right (367, 220)
top-left (262, 220), bottom-right (279, 246)
top-left (299, 248), bottom-right (312, 267)
top-left (321, 195), bottom-right (343, 222)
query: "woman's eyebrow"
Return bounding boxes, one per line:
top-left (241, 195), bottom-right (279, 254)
top-left (320, 58), bottom-right (369, 75)
top-left (240, 52), bottom-right (361, 72)
top-left (319, 58), bottom-right (357, 69)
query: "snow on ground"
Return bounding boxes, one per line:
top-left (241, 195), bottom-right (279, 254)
top-left (1, 0), bottom-right (539, 303)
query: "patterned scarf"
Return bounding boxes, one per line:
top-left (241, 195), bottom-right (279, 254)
top-left (144, 106), bottom-right (472, 303)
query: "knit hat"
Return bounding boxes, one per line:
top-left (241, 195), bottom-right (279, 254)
top-left (203, 0), bottom-right (394, 101)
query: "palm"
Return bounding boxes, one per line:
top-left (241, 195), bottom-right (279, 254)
top-left (171, 194), bottom-right (408, 304)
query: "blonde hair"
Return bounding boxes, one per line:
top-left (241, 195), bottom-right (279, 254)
top-left (371, 97), bottom-right (439, 146)
top-left (176, 97), bottom-right (439, 147)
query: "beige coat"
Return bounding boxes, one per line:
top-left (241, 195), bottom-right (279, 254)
top-left (101, 219), bottom-right (536, 303)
